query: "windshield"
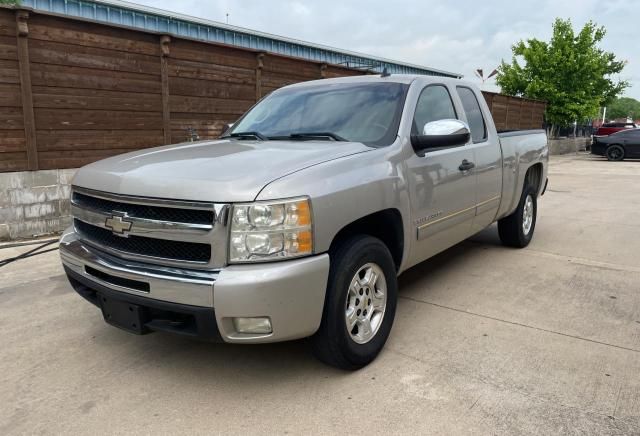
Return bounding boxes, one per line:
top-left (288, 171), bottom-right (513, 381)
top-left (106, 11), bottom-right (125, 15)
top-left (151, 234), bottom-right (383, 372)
top-left (226, 82), bottom-right (409, 146)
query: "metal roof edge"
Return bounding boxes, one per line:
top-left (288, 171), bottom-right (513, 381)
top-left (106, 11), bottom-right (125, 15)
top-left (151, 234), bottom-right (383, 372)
top-left (97, 0), bottom-right (462, 77)
top-left (18, 0), bottom-right (461, 78)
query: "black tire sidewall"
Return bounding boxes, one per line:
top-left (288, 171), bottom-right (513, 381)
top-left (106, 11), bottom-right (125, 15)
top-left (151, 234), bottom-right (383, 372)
top-left (324, 236), bottom-right (397, 368)
top-left (606, 145), bottom-right (625, 161)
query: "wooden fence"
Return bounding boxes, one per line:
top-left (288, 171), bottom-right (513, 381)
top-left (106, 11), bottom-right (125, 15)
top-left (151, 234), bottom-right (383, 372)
top-left (481, 91), bottom-right (546, 132)
top-left (0, 7), bottom-right (544, 174)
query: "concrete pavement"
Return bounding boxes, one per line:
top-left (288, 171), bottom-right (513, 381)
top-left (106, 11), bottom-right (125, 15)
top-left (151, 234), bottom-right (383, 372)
top-left (0, 153), bottom-right (639, 435)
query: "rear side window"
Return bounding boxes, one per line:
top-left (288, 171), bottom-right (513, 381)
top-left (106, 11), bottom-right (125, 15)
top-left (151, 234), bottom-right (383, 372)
top-left (456, 87), bottom-right (487, 142)
top-left (412, 85), bottom-right (457, 134)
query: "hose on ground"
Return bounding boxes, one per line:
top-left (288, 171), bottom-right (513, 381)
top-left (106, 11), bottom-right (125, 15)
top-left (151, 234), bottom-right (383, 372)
top-left (0, 240), bottom-right (59, 268)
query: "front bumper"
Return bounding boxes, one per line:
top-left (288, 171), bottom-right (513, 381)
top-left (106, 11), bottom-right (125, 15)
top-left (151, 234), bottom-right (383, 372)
top-left (591, 139), bottom-right (606, 156)
top-left (60, 228), bottom-right (330, 343)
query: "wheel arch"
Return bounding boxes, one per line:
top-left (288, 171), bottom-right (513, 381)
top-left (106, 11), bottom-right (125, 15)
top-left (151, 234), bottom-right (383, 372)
top-left (525, 162), bottom-right (544, 196)
top-left (328, 208), bottom-right (404, 272)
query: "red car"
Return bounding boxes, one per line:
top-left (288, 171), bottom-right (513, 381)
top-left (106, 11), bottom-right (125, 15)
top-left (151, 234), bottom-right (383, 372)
top-left (594, 122), bottom-right (637, 137)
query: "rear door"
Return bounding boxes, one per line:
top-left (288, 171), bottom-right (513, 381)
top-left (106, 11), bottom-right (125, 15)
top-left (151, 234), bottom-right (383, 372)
top-left (622, 129), bottom-right (640, 157)
top-left (455, 86), bottom-right (502, 233)
top-left (406, 84), bottom-right (477, 264)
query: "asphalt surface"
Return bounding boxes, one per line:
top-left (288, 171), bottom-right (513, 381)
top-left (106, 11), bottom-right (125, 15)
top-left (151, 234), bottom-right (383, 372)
top-left (1, 153), bottom-right (639, 435)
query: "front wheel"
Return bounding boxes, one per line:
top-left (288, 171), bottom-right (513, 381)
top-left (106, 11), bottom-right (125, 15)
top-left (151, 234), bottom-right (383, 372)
top-left (498, 185), bottom-right (537, 248)
top-left (312, 235), bottom-right (397, 370)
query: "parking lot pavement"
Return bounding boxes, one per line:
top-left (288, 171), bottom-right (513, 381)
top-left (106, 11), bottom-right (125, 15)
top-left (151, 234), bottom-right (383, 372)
top-left (1, 153), bottom-right (639, 435)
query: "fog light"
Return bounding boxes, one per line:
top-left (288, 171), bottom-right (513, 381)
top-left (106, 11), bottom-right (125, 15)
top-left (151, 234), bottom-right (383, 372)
top-left (233, 317), bottom-right (272, 334)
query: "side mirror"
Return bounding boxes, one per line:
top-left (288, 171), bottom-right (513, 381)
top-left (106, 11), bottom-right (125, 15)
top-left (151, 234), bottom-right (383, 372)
top-left (411, 119), bottom-right (470, 152)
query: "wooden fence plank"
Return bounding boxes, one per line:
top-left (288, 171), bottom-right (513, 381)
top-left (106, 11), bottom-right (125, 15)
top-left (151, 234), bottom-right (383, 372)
top-left (169, 76), bottom-right (255, 100)
top-left (16, 10), bottom-right (38, 170)
top-left (169, 95), bottom-right (253, 115)
top-left (0, 35), bottom-right (17, 60)
top-left (0, 151), bottom-right (28, 171)
top-left (34, 108), bottom-right (163, 130)
top-left (28, 14), bottom-right (159, 56)
top-left (0, 106), bottom-right (24, 129)
top-left (32, 86), bottom-right (162, 111)
top-left (29, 38), bottom-right (160, 75)
top-left (30, 63), bottom-right (161, 93)
top-left (0, 83), bottom-right (22, 107)
top-left (0, 59), bottom-right (20, 84)
top-left (0, 130), bottom-right (25, 152)
top-left (170, 38), bottom-right (256, 69)
top-left (168, 58), bottom-right (255, 85)
top-left (36, 129), bottom-right (164, 151)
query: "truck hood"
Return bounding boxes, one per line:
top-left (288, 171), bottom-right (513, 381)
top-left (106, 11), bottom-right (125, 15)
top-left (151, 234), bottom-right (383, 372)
top-left (72, 139), bottom-right (373, 202)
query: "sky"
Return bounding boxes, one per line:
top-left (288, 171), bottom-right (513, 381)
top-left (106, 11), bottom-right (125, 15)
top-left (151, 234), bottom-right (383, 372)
top-left (131, 0), bottom-right (639, 100)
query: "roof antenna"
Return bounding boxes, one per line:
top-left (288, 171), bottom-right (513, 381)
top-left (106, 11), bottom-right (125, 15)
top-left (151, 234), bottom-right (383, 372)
top-left (381, 67), bottom-right (391, 77)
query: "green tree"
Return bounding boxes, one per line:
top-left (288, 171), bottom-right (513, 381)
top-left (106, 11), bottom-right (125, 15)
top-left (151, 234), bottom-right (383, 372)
top-left (0, 0), bottom-right (21, 5)
top-left (606, 97), bottom-right (640, 121)
top-left (496, 18), bottom-right (628, 137)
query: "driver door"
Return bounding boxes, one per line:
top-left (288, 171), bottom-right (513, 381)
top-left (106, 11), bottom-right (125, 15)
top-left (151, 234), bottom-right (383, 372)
top-left (406, 84), bottom-right (477, 265)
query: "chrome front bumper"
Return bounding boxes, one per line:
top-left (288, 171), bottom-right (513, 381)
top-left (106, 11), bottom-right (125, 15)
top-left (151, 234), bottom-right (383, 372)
top-left (60, 228), bottom-right (330, 343)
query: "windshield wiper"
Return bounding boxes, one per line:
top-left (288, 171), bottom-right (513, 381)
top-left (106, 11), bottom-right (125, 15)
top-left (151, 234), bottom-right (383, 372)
top-left (270, 132), bottom-right (348, 141)
top-left (221, 131), bottom-right (268, 140)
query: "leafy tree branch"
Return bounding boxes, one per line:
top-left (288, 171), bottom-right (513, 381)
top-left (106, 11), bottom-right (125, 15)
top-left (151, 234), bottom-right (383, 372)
top-left (496, 18), bottom-right (628, 137)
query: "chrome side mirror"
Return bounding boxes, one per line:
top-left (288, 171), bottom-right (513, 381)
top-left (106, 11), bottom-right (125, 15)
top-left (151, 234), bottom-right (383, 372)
top-left (411, 119), bottom-right (471, 152)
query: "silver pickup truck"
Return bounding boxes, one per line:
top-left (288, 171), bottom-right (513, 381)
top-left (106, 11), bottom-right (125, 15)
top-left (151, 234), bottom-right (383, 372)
top-left (60, 74), bottom-right (548, 369)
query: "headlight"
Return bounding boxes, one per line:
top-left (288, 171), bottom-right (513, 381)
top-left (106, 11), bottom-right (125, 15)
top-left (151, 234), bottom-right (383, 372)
top-left (229, 198), bottom-right (313, 263)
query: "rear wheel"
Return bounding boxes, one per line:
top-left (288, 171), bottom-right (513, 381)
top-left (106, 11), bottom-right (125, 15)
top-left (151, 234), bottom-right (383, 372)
top-left (312, 235), bottom-right (397, 370)
top-left (498, 184), bottom-right (537, 248)
top-left (606, 145), bottom-right (625, 161)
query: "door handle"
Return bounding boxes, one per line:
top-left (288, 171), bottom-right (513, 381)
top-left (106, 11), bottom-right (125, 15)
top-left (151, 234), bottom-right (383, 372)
top-left (459, 159), bottom-right (475, 172)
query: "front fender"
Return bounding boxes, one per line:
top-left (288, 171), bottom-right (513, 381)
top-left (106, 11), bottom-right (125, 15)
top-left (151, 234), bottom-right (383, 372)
top-left (256, 146), bottom-right (412, 271)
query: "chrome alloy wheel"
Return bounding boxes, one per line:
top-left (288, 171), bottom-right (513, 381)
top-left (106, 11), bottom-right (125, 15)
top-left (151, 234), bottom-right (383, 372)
top-left (522, 194), bottom-right (534, 235)
top-left (345, 262), bottom-right (387, 344)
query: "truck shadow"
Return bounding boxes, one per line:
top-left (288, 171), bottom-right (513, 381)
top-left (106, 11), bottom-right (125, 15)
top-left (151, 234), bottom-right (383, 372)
top-left (90, 225), bottom-right (505, 383)
top-left (398, 224), bottom-right (501, 291)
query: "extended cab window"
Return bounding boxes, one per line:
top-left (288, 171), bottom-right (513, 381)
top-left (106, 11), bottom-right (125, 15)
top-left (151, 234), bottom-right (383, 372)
top-left (456, 87), bottom-right (487, 143)
top-left (412, 85), bottom-right (457, 134)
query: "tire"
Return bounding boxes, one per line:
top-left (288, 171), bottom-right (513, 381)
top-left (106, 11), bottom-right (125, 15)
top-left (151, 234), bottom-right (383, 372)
top-left (312, 235), bottom-right (398, 370)
top-left (606, 145), bottom-right (625, 161)
top-left (498, 184), bottom-right (537, 248)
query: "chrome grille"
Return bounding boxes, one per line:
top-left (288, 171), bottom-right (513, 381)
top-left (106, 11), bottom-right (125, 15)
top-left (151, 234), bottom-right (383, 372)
top-left (72, 191), bottom-right (214, 224)
top-left (74, 219), bottom-right (211, 263)
top-left (70, 187), bottom-right (228, 269)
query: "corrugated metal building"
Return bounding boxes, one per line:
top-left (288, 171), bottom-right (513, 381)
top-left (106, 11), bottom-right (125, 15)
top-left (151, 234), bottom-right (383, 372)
top-left (20, 0), bottom-right (461, 78)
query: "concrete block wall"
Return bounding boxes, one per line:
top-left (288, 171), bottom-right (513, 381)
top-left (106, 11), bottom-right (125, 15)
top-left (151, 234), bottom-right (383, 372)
top-left (0, 169), bottom-right (77, 241)
top-left (548, 137), bottom-right (590, 155)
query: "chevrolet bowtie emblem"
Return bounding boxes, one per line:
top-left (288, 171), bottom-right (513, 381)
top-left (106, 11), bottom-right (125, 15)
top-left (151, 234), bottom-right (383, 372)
top-left (105, 214), bottom-right (133, 236)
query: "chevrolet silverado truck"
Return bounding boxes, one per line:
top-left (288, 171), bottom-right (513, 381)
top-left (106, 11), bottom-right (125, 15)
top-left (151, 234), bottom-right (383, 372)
top-left (60, 74), bottom-right (548, 369)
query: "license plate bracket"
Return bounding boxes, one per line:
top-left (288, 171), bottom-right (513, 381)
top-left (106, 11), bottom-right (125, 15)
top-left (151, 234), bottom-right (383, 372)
top-left (99, 295), bottom-right (148, 334)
